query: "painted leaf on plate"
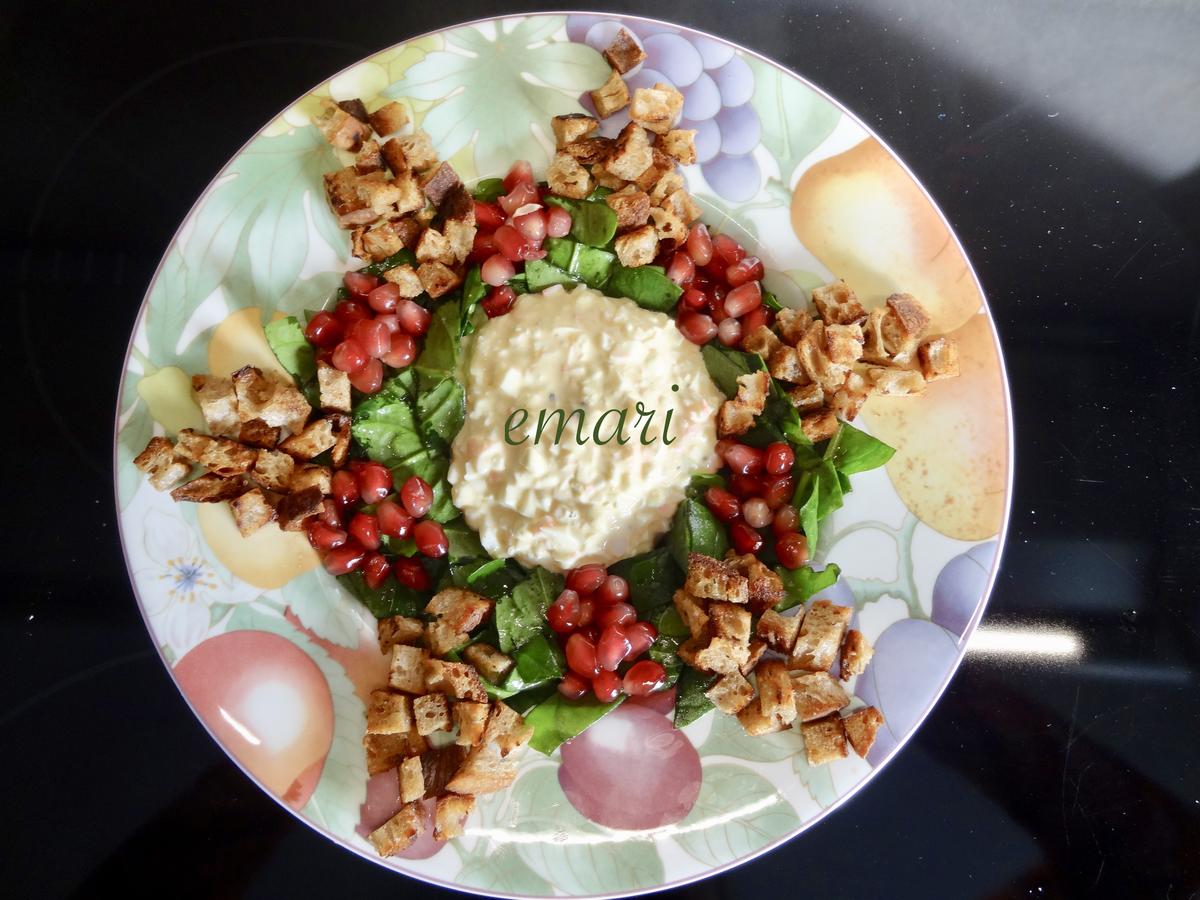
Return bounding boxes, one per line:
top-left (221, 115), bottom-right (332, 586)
top-left (457, 843), bottom-right (554, 896)
top-left (116, 400), bottom-right (152, 509)
top-left (745, 56), bottom-right (841, 178)
top-left (673, 763), bottom-right (800, 867)
top-left (793, 749), bottom-right (839, 809)
top-left (698, 706), bottom-right (801, 763)
top-left (280, 568), bottom-right (370, 649)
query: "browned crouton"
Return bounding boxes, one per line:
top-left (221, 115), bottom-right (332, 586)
top-left (648, 205), bottom-right (688, 243)
top-left (426, 621), bottom-right (466, 658)
top-left (133, 436), bottom-right (191, 491)
top-left (389, 644), bottom-right (429, 694)
top-left (324, 167), bottom-right (378, 228)
top-left (743, 324), bottom-right (783, 359)
top-left (392, 171), bottom-right (426, 217)
top-left (170, 474), bottom-right (248, 504)
top-left (424, 660), bottom-right (488, 703)
top-left (434, 794), bottom-right (475, 841)
top-left (174, 429), bottom-right (259, 476)
top-left (649, 170), bottom-right (685, 205)
top-left (354, 139), bottom-right (382, 175)
top-left (369, 101), bottom-right (409, 137)
top-left (289, 464), bottom-right (331, 495)
top-left (399, 755), bottom-right (424, 803)
top-left (828, 371), bottom-right (870, 422)
top-left (788, 383), bottom-right (825, 413)
top-left (250, 449), bottom-right (293, 492)
top-left (882, 293), bottom-right (930, 357)
top-left (839, 629), bottom-right (875, 680)
top-left (378, 615), bottom-right (425, 652)
top-left (842, 706), bottom-right (884, 758)
top-left (238, 418), bottom-right (281, 449)
top-left (336, 98), bottom-right (370, 124)
top-left (274, 486), bottom-right (324, 531)
top-left (660, 188), bottom-right (702, 224)
top-left (918, 336), bottom-right (960, 382)
top-left (417, 261), bottom-right (462, 298)
top-left (590, 162), bottom-right (627, 191)
top-left (380, 138), bottom-right (409, 176)
top-left (366, 690), bottom-right (413, 735)
top-left (605, 187), bottom-right (652, 231)
top-left (633, 147), bottom-right (675, 193)
top-left (316, 101), bottom-right (369, 152)
top-left (776, 307), bottom-right (813, 345)
top-left (383, 262), bottom-right (424, 298)
top-left (230, 487), bottom-right (275, 536)
top-left (368, 802), bottom-right (423, 856)
top-left (741, 638), bottom-right (768, 676)
top-left (364, 730), bottom-right (426, 776)
top-left (453, 702), bottom-right (491, 747)
top-left (446, 743), bottom-right (519, 795)
top-left (790, 600), bottom-right (853, 672)
top-left (551, 113), bottom-right (599, 147)
top-left (547, 151), bottom-right (593, 199)
top-left (718, 401), bottom-right (755, 437)
top-left (756, 660), bottom-right (797, 726)
top-left (861, 307), bottom-right (890, 363)
top-left (607, 122), bottom-right (653, 181)
top-left (427, 589), bottom-right (493, 633)
top-left (672, 589), bottom-right (710, 640)
top-left (811, 281), bottom-right (865, 325)
top-left (462, 643), bottom-right (514, 684)
top-left (795, 322), bottom-right (849, 394)
top-left (279, 418), bottom-right (335, 461)
top-left (613, 224), bottom-right (658, 267)
top-left (801, 409), bottom-right (839, 442)
top-left (590, 69), bottom-right (630, 117)
top-left (314, 361), bottom-right (350, 414)
top-left (603, 28), bottom-right (645, 73)
top-left (725, 552), bottom-right (787, 615)
top-left (482, 701), bottom-right (533, 756)
top-left (767, 345), bottom-right (806, 383)
top-left (660, 129), bottom-right (697, 165)
top-left (415, 227), bottom-right (455, 266)
top-left (419, 744), bottom-right (466, 796)
top-left (420, 162), bottom-right (461, 207)
top-left (414, 694), bottom-right (451, 735)
top-left (737, 697), bottom-right (788, 736)
top-left (824, 323), bottom-right (865, 365)
top-left (792, 671), bottom-right (851, 722)
top-left (692, 636), bottom-right (751, 676)
top-left (757, 609), bottom-right (802, 654)
top-left (705, 672), bottom-right (755, 714)
top-left (562, 137), bottom-right (614, 166)
top-left (630, 83), bottom-right (684, 134)
top-left (686, 554), bottom-right (750, 604)
top-left (444, 218), bottom-right (476, 264)
top-left (801, 715), bottom-right (848, 765)
top-left (231, 366), bottom-right (311, 434)
top-left (192, 375), bottom-right (240, 437)
top-left (867, 367), bottom-right (927, 396)
top-left (709, 602), bottom-right (752, 644)
top-left (719, 369), bottom-right (773, 436)
top-left (398, 131), bottom-right (438, 173)
top-left (354, 220), bottom-right (403, 261)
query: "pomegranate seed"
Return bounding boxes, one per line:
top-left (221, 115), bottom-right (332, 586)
top-left (516, 240), bottom-right (546, 261)
top-left (347, 512), bottom-right (381, 550)
top-left (724, 282), bottom-right (763, 318)
top-left (742, 498), bottom-right (773, 529)
top-left (677, 311), bottom-right (717, 345)
top-left (493, 225), bottom-right (527, 262)
top-left (741, 305), bottom-right (770, 336)
top-left (624, 621), bottom-right (658, 657)
top-left (623, 660), bottom-right (668, 696)
top-left (304, 311), bottom-right (343, 348)
top-left (567, 565), bottom-right (607, 596)
top-left (548, 589), bottom-right (582, 633)
top-left (400, 476), bottom-right (433, 518)
top-left (349, 318), bottom-right (391, 359)
top-left (773, 505), bottom-right (801, 536)
top-left (765, 442), bottom-right (795, 475)
top-left (481, 253), bottom-right (516, 286)
top-left (381, 332), bottom-right (417, 368)
top-left (470, 231), bottom-right (498, 263)
top-left (503, 160), bottom-right (534, 192)
top-left (597, 602), bottom-right (637, 630)
top-left (681, 287), bottom-right (708, 311)
top-left (362, 552), bottom-right (392, 589)
top-left (331, 470), bottom-right (359, 506)
top-left (499, 181), bottom-right (539, 216)
top-left (730, 521), bottom-right (764, 554)
top-left (578, 597), bottom-right (595, 628)
top-left (414, 520), bottom-right (448, 558)
top-left (356, 462), bottom-right (393, 504)
top-left (704, 487), bottom-right (741, 522)
top-left (726, 255), bottom-right (764, 287)
top-left (545, 204), bottom-right (573, 238)
top-left (397, 300), bottom-right (431, 336)
top-left (374, 313), bottom-right (400, 334)
top-left (764, 473), bottom-right (795, 509)
top-left (566, 633), bottom-right (600, 679)
top-left (558, 672), bottom-right (591, 700)
top-left (306, 520), bottom-right (346, 551)
top-left (596, 625), bottom-right (632, 672)
top-left (349, 357), bottom-right (384, 393)
top-left (343, 271), bottom-right (380, 297)
top-left (331, 339), bottom-right (368, 374)
top-left (724, 443), bottom-right (765, 475)
top-left (593, 670), bottom-right (622, 702)
top-left (717, 317), bottom-right (742, 347)
top-left (481, 285), bottom-right (517, 318)
top-left (666, 251), bottom-right (695, 286)
top-left (394, 558), bottom-right (431, 590)
top-left (776, 532), bottom-right (810, 569)
top-left (595, 575), bottom-right (630, 606)
top-left (367, 282), bottom-right (400, 313)
top-left (376, 500), bottom-right (414, 539)
top-left (513, 208), bottom-right (547, 243)
top-left (686, 223), bottom-right (714, 265)
top-left (715, 438), bottom-right (737, 458)
top-left (324, 541), bottom-right (366, 576)
top-left (730, 473), bottom-right (766, 498)
top-left (318, 499), bottom-right (343, 529)
top-left (712, 233), bottom-right (745, 266)
top-left (703, 256), bottom-right (730, 281)
top-left (474, 200), bottom-right (506, 230)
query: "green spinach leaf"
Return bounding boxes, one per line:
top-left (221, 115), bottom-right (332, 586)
top-left (609, 547), bottom-right (680, 616)
top-left (415, 300), bottom-right (460, 382)
top-left (360, 249), bottom-right (417, 276)
top-left (545, 196), bottom-right (618, 247)
top-left (351, 389), bottom-right (424, 463)
top-left (775, 563), bottom-right (842, 611)
top-left (495, 567), bottom-right (564, 654)
top-left (793, 459), bottom-right (844, 547)
top-left (673, 668), bottom-right (719, 729)
top-left (525, 693), bottom-right (624, 755)
top-left (458, 266), bottom-right (487, 338)
top-left (490, 629), bottom-right (565, 698)
top-left (524, 258), bottom-right (579, 291)
top-left (686, 472), bottom-right (726, 499)
top-left (471, 177), bottom-right (505, 201)
top-left (826, 421), bottom-right (895, 475)
top-left (668, 499), bottom-right (729, 571)
top-left (415, 377), bottom-right (466, 449)
top-left (607, 264), bottom-right (683, 311)
top-left (263, 317), bottom-right (316, 394)
top-left (340, 570), bottom-right (422, 618)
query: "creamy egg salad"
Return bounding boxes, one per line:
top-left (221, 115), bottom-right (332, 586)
top-left (449, 284), bottom-right (724, 571)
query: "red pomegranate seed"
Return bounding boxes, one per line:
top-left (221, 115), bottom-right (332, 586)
top-left (776, 532), bottom-right (810, 569)
top-left (677, 311), bottom-right (717, 345)
top-left (513, 208), bottom-right (547, 243)
top-left (726, 255), bottom-right (764, 287)
top-left (376, 499), bottom-right (413, 539)
top-left (470, 231), bottom-right (498, 263)
top-left (686, 223), bottom-right (714, 265)
top-left (595, 575), bottom-right (630, 606)
top-left (681, 287), bottom-right (708, 310)
top-left (318, 499), bottom-right (343, 529)
top-left (482, 285), bottom-right (516, 318)
top-left (765, 442), bottom-right (795, 475)
top-left (730, 473), bottom-right (766, 498)
top-left (503, 160), bottom-right (534, 192)
top-left (741, 305), bottom-right (769, 336)
top-left (558, 671), bottom-right (591, 700)
top-left (499, 181), bottom-right (539, 216)
top-left (367, 282), bottom-right (400, 313)
top-left (331, 339), bottom-right (368, 374)
top-left (624, 621), bottom-right (658, 657)
top-left (717, 317), bottom-right (742, 347)
top-left (349, 357), bottom-right (384, 393)
top-left (400, 476), bottom-right (433, 518)
top-left (704, 487), bottom-right (741, 522)
top-left (343, 271), bottom-right (380, 297)
top-left (596, 625), bottom-right (632, 672)
top-left (764, 473), bottom-right (795, 509)
top-left (742, 498), bottom-right (773, 529)
top-left (545, 204), bottom-right (573, 237)
top-left (567, 565), bottom-right (607, 596)
top-left (394, 557), bottom-right (431, 590)
top-left (362, 552), bottom-right (392, 589)
top-left (481, 253), bottom-right (516, 286)
top-left (666, 251), bottom-right (696, 286)
top-left (306, 520), bottom-right (346, 551)
top-left (381, 332), bottom-right (417, 368)
top-left (773, 505), bottom-right (800, 536)
top-left (304, 311), bottom-right (343, 348)
top-left (724, 443), bottom-right (765, 475)
top-left (516, 240), bottom-right (546, 261)
top-left (493, 225), bottom-right (527, 262)
top-left (712, 232), bottom-right (745, 266)
top-left (597, 602), bottom-right (637, 630)
top-left (331, 470), bottom-right (359, 506)
top-left (578, 597), bottom-right (595, 628)
top-left (730, 521), bottom-right (764, 554)
top-left (715, 438), bottom-right (737, 458)
top-left (356, 462), bottom-right (393, 504)
top-left (592, 670), bottom-right (622, 702)
top-left (349, 318), bottom-right (391, 359)
top-left (414, 520), bottom-right (448, 558)
top-left (548, 589), bottom-right (582, 633)
top-left (335, 298), bottom-right (373, 327)
top-left (623, 659), bottom-right (668, 696)
top-left (374, 313), bottom-right (400, 334)
top-left (474, 200), bottom-right (506, 230)
top-left (324, 541), bottom-right (366, 576)
top-left (566, 633), bottom-right (600, 678)
top-left (397, 300), bottom-right (431, 336)
top-left (724, 282), bottom-right (762, 318)
top-left (347, 512), bottom-right (381, 551)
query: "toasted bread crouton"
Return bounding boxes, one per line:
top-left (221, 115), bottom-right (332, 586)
top-left (397, 131), bottom-right (438, 173)
top-left (796, 322), bottom-right (849, 394)
top-left (398, 755), bottom-right (424, 803)
top-left (417, 261), bottom-right (462, 298)
top-left (686, 554), bottom-right (750, 604)
top-left (590, 162), bottom-right (627, 191)
top-left (380, 263), bottom-right (424, 299)
top-left (737, 697), bottom-right (788, 735)
top-left (801, 409), bottom-right (839, 443)
top-left (735, 370), bottom-right (770, 414)
top-left (367, 690), bottom-right (413, 735)
top-left (660, 129), bottom-right (697, 165)
top-left (133, 436), bottom-right (191, 491)
top-left (274, 486), bottom-right (324, 530)
top-left (420, 744), bottom-right (467, 796)
top-left (328, 413), bottom-right (351, 470)
top-left (649, 170), bottom-right (685, 204)
top-left (788, 382), bottom-right (825, 413)
top-left (552, 113), bottom-right (599, 147)
top-left (229, 487), bottom-right (275, 536)
top-left (709, 602), bottom-right (752, 644)
top-left (380, 138), bottom-right (410, 175)
top-left (354, 140), bottom-right (383, 175)
top-left (289, 464), bottom-right (331, 495)
top-left (811, 281), bottom-right (865, 325)
top-left (251, 448), bottom-right (294, 492)
top-left (336, 98), bottom-right (370, 124)
top-left (369, 101), bottom-right (409, 137)
top-left (861, 307), bottom-right (890, 363)
top-left (828, 371), bottom-right (870, 422)
top-left (378, 615), bottom-right (424, 652)
top-left (316, 101), bottom-right (369, 152)
top-left (426, 621), bottom-right (466, 658)
top-left (839, 629), bottom-right (874, 680)
top-left (324, 167), bottom-right (378, 228)
top-left (676, 634), bottom-right (709, 671)
top-left (315, 361), bottom-right (351, 414)
top-left (756, 660), bottom-right (797, 726)
top-left (368, 802), bottom-right (423, 856)
top-left (882, 293), bottom-right (930, 358)
top-left (775, 307), bottom-right (813, 345)
top-left (414, 694), bottom-right (451, 735)
top-left (365, 730), bottom-right (426, 776)
top-left (231, 366), bottom-right (311, 434)
top-left (716, 367), bottom-right (770, 436)
top-left (801, 715), bottom-right (847, 765)
top-left (591, 69), bottom-right (630, 118)
top-left (389, 644), bottom-right (429, 694)
top-left (606, 187), bottom-right (652, 231)
top-left (725, 552), bottom-right (787, 615)
top-left (192, 375), bottom-right (240, 437)
top-left (426, 660), bottom-right (488, 703)
top-left (705, 672), bottom-right (755, 714)
top-left (717, 399), bottom-right (755, 438)
top-left (562, 136), bottom-right (614, 166)
top-left (632, 145), bottom-right (676, 194)
top-left (175, 429), bottom-right (259, 476)
top-left (453, 702), bottom-right (490, 747)
top-left (392, 171), bottom-right (426, 217)
top-left (743, 324), bottom-right (783, 359)
top-left (238, 418), bottom-right (281, 449)
top-left (673, 589), bottom-right (710, 640)
top-left (918, 336), bottom-right (960, 382)
top-left (693, 637), bottom-right (751, 676)
top-left (648, 205), bottom-right (688, 243)
top-left (444, 218), bottom-right (476, 264)
top-left (842, 706), bottom-right (884, 758)
top-left (607, 122), bottom-right (653, 181)
top-left (462, 643), bottom-right (514, 684)
top-left (603, 27), bottom-right (645, 73)
top-left (867, 366), bottom-right (927, 396)
top-left (482, 701), bottom-right (533, 756)
top-left (660, 188), bottom-right (702, 224)
top-left (355, 220), bottom-right (404, 261)
top-left (613, 224), bottom-right (659, 267)
top-left (419, 162), bottom-right (461, 207)
top-left (415, 227), bottom-right (455, 266)
top-left (741, 638), bottom-right (768, 676)
top-left (447, 743), bottom-right (519, 795)
top-left (824, 324), bottom-right (865, 366)
top-left (355, 173), bottom-right (404, 217)
top-left (757, 609), bottom-right (802, 654)
top-left (792, 671), bottom-right (850, 722)
top-left (279, 417), bottom-right (335, 461)
top-left (630, 84), bottom-right (683, 134)
top-left (427, 589), bottom-right (493, 633)
top-left (434, 794), bottom-right (475, 841)
top-left (790, 600), bottom-right (853, 672)
top-left (767, 345), bottom-right (806, 383)
top-left (547, 151), bottom-right (593, 200)
top-left (170, 474), bottom-right (248, 504)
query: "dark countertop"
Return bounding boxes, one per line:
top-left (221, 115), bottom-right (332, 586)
top-left (4, 1), bottom-right (1199, 897)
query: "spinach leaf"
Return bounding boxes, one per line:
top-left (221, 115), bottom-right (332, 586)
top-left (545, 236), bottom-right (575, 270)
top-left (458, 266), bottom-right (487, 338)
top-left (574, 246), bottom-right (617, 289)
top-left (524, 258), bottom-right (579, 291)
top-left (443, 517), bottom-right (486, 558)
top-left (467, 558), bottom-right (508, 585)
top-left (607, 264), bottom-right (683, 312)
top-left (388, 448), bottom-right (457, 522)
top-left (471, 177), bottom-right (505, 201)
top-left (263, 316), bottom-right (316, 393)
top-left (495, 567), bottom-right (564, 654)
top-left (491, 629), bottom-right (565, 697)
top-left (793, 459), bottom-right (844, 547)
top-left (361, 249), bottom-right (417, 276)
top-left (545, 196), bottom-right (618, 247)
top-left (609, 547), bottom-right (680, 616)
top-left (701, 343), bottom-right (763, 399)
top-left (415, 377), bottom-right (466, 449)
top-left (668, 498), bottom-right (729, 571)
top-left (415, 300), bottom-right (460, 382)
top-left (761, 289), bottom-right (783, 312)
top-left (586, 185), bottom-right (614, 201)
top-left (775, 563), bottom-right (842, 612)
top-left (508, 273), bottom-right (530, 294)
top-left (673, 668), bottom-right (719, 729)
top-left (525, 693), bottom-right (624, 755)
top-left (826, 421), bottom-right (896, 475)
top-left (340, 570), bottom-right (422, 619)
top-left (501, 683), bottom-right (558, 716)
top-left (647, 607), bottom-right (690, 689)
top-left (351, 389), bottom-right (424, 463)
top-left (686, 472), bottom-right (726, 499)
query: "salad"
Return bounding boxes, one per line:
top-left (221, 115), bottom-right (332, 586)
top-left (132, 27), bottom-right (962, 857)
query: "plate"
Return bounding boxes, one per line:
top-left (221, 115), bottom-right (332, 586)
top-left (114, 12), bottom-right (1012, 897)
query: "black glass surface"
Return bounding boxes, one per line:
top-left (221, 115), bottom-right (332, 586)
top-left (4, 1), bottom-right (1199, 897)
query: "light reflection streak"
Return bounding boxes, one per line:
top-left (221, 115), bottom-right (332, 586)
top-left (967, 625), bottom-right (1083, 659)
top-left (218, 705), bottom-right (262, 746)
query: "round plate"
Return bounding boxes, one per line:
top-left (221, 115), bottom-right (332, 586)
top-left (114, 12), bottom-right (1013, 898)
